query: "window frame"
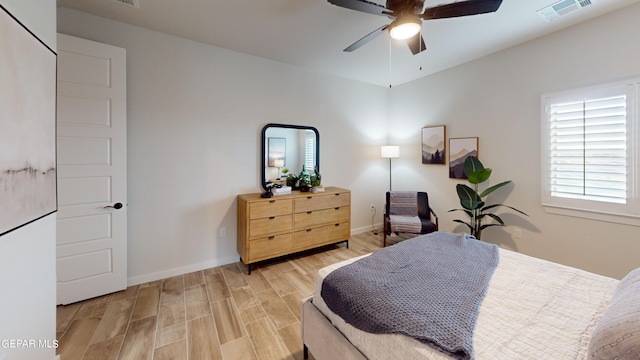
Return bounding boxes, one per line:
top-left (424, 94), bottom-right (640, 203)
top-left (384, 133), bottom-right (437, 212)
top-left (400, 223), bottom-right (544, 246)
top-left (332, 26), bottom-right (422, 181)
top-left (540, 78), bottom-right (640, 226)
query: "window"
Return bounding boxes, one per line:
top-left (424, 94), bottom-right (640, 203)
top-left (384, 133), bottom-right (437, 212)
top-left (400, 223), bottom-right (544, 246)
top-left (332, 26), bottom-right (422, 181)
top-left (541, 79), bottom-right (640, 224)
top-left (304, 130), bottom-right (316, 173)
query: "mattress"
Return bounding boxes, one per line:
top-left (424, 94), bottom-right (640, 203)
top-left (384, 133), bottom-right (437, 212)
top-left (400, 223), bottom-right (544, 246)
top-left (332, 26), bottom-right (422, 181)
top-left (312, 246), bottom-right (619, 360)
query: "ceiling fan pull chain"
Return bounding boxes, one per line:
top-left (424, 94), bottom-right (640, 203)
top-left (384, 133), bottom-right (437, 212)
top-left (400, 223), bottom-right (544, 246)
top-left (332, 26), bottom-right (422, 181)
top-left (388, 34), bottom-right (392, 88)
top-left (419, 29), bottom-right (423, 71)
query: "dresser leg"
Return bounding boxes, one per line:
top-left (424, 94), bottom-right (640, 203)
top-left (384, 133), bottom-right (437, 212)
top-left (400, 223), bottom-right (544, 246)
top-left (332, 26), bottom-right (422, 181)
top-left (303, 344), bottom-right (308, 359)
top-left (247, 264), bottom-right (252, 275)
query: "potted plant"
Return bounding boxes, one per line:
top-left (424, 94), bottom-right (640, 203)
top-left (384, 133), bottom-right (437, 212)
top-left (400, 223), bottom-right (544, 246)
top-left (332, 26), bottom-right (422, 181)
top-left (310, 168), bottom-right (324, 193)
top-left (298, 165), bottom-right (311, 192)
top-left (286, 173), bottom-right (298, 189)
top-left (281, 168), bottom-right (289, 180)
top-left (448, 156), bottom-right (527, 239)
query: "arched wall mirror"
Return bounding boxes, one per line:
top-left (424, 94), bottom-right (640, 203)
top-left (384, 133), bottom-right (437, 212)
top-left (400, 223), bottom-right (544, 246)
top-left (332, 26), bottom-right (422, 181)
top-left (261, 123), bottom-right (319, 191)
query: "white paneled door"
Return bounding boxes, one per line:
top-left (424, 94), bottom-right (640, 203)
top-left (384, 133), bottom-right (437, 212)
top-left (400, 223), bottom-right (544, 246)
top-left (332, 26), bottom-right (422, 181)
top-left (56, 34), bottom-right (127, 305)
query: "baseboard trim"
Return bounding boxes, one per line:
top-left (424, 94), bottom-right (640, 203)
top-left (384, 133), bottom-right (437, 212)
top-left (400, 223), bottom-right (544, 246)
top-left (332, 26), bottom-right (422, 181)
top-left (127, 255), bottom-right (239, 286)
top-left (351, 223), bottom-right (382, 235)
top-left (128, 225), bottom-right (383, 286)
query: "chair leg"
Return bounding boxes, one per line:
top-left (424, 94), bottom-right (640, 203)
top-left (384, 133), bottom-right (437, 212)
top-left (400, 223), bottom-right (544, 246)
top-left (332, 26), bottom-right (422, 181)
top-left (383, 217), bottom-right (387, 247)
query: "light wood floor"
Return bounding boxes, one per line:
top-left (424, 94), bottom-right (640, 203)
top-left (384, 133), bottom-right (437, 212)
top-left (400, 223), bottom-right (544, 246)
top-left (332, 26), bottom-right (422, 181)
top-left (56, 231), bottom-right (391, 360)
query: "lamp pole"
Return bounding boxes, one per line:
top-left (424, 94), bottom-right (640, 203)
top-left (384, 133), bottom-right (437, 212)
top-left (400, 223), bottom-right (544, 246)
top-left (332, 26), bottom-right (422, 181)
top-left (381, 146), bottom-right (399, 192)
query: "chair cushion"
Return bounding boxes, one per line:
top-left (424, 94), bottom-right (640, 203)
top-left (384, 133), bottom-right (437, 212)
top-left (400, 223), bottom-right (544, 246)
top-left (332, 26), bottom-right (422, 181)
top-left (588, 267), bottom-right (640, 359)
top-left (389, 215), bottom-right (422, 234)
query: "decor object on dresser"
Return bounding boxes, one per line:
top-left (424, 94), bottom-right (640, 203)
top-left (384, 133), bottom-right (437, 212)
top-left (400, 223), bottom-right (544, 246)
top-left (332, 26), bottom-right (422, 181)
top-left (383, 191), bottom-right (437, 247)
top-left (422, 125), bottom-right (446, 164)
top-left (449, 156), bottom-right (527, 239)
top-left (311, 167), bottom-right (324, 193)
top-left (301, 231), bottom-right (625, 360)
top-left (449, 137), bottom-right (478, 179)
top-left (262, 123), bottom-right (319, 192)
top-left (237, 187), bottom-right (351, 274)
top-left (381, 145), bottom-right (399, 191)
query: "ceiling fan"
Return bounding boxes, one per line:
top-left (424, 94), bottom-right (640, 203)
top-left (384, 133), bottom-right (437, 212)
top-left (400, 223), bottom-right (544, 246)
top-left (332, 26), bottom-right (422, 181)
top-left (329, 0), bottom-right (504, 54)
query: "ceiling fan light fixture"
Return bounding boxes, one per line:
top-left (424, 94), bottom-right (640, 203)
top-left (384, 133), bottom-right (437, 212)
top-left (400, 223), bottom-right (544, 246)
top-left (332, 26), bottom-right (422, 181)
top-left (389, 15), bottom-right (421, 40)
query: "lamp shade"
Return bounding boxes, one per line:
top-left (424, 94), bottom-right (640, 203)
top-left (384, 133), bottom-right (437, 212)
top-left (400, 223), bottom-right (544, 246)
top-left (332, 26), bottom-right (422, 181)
top-left (389, 16), bottom-right (421, 40)
top-left (381, 145), bottom-right (400, 159)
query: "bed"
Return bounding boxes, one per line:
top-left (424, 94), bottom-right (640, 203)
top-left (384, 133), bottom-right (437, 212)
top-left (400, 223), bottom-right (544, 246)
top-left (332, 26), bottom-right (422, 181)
top-left (301, 232), bottom-right (640, 360)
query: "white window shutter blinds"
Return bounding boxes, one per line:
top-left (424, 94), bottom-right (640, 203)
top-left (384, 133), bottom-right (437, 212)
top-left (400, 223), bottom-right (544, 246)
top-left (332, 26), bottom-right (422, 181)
top-left (548, 92), bottom-right (627, 204)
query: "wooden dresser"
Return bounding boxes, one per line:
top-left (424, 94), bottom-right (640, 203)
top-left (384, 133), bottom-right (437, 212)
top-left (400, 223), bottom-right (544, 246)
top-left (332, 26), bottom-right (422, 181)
top-left (237, 187), bottom-right (351, 274)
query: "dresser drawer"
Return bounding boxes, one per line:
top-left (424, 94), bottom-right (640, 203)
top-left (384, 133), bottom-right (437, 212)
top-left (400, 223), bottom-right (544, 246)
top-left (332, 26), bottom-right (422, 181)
top-left (294, 206), bottom-right (350, 229)
top-left (249, 233), bottom-right (293, 261)
top-left (294, 191), bottom-right (350, 213)
top-left (249, 198), bottom-right (292, 219)
top-left (294, 221), bottom-right (350, 250)
top-left (249, 215), bottom-right (292, 238)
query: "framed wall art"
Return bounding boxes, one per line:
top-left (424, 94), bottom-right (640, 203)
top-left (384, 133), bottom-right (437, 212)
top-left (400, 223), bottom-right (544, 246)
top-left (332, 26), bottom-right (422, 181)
top-left (449, 137), bottom-right (478, 179)
top-left (0, 6), bottom-right (57, 236)
top-left (421, 125), bottom-right (446, 165)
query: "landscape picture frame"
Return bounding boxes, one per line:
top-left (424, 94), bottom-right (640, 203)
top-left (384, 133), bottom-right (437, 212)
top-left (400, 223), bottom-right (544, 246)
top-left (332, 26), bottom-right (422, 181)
top-left (421, 125), bottom-right (446, 165)
top-left (449, 137), bottom-right (478, 179)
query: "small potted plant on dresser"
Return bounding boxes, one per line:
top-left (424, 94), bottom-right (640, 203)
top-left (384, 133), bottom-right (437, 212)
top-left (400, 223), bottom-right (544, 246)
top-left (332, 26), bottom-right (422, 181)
top-left (311, 168), bottom-right (324, 193)
top-left (286, 173), bottom-right (299, 189)
top-left (298, 165), bottom-right (311, 192)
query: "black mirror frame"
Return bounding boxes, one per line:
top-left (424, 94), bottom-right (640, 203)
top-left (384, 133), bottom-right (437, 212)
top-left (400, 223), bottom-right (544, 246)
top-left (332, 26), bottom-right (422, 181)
top-left (261, 123), bottom-right (320, 192)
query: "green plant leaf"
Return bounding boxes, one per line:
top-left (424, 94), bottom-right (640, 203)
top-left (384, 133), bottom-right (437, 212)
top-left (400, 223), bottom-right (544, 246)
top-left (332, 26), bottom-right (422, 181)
top-left (479, 180), bottom-right (511, 198)
top-left (479, 223), bottom-right (504, 231)
top-left (456, 184), bottom-right (483, 210)
top-left (467, 168), bottom-right (492, 184)
top-left (452, 219), bottom-right (473, 231)
top-left (482, 213), bottom-right (505, 225)
top-left (463, 156), bottom-right (484, 177)
top-left (482, 203), bottom-right (529, 216)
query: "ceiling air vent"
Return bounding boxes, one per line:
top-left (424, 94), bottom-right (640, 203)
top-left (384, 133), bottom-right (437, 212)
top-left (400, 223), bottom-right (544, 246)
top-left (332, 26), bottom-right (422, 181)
top-left (537, 0), bottom-right (593, 22)
top-left (111, 0), bottom-right (139, 8)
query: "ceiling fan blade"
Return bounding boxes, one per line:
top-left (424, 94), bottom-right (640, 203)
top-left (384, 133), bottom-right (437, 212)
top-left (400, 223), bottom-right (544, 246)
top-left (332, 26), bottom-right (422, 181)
top-left (421, 0), bottom-right (503, 20)
top-left (344, 25), bottom-right (389, 52)
top-left (406, 34), bottom-right (427, 55)
top-left (328, 0), bottom-right (390, 17)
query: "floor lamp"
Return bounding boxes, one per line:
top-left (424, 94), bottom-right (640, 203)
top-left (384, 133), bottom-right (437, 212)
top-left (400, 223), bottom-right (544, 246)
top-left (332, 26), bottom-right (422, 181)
top-left (381, 145), bottom-right (399, 191)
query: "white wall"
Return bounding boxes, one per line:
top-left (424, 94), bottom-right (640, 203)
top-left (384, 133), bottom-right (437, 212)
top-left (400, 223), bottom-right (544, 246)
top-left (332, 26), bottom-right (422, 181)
top-left (57, 3), bottom-right (640, 284)
top-left (389, 3), bottom-right (640, 279)
top-left (57, 8), bottom-right (390, 284)
top-left (0, 1), bottom-right (57, 360)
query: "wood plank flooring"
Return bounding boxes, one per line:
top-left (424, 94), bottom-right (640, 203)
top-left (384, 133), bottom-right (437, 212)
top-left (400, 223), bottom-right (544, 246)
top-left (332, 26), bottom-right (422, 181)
top-left (56, 231), bottom-right (389, 360)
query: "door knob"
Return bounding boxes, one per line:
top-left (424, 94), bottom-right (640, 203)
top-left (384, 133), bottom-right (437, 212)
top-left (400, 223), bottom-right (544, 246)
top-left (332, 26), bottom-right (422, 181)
top-left (104, 202), bottom-right (123, 209)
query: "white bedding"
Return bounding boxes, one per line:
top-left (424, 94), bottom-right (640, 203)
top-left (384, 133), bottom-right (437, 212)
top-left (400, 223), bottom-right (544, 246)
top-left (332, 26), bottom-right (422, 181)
top-left (313, 247), bottom-right (619, 360)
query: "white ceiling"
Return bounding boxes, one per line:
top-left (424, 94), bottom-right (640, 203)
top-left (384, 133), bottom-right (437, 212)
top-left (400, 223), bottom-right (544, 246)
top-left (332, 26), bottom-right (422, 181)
top-left (56, 0), bottom-right (639, 87)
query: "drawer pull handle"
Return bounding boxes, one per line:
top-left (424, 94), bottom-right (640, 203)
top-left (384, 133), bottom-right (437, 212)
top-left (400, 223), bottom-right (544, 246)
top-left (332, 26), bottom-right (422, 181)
top-left (269, 216), bottom-right (275, 220)
top-left (306, 229), bottom-right (312, 232)
top-left (335, 224), bottom-right (340, 227)
top-left (307, 196), bottom-right (313, 199)
top-left (334, 193), bottom-right (340, 196)
top-left (335, 207), bottom-right (340, 210)
top-left (307, 211), bottom-right (312, 214)
top-left (269, 200), bottom-right (276, 203)
top-left (268, 236), bottom-right (275, 240)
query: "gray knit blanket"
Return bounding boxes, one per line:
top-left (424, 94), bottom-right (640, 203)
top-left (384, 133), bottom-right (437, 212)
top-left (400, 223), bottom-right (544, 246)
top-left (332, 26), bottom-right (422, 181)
top-left (320, 232), bottom-right (499, 360)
